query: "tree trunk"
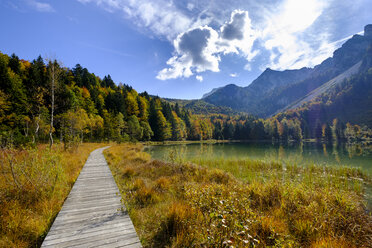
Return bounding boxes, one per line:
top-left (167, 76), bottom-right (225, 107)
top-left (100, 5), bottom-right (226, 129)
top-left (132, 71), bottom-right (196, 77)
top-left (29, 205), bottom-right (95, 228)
top-left (34, 113), bottom-right (40, 144)
top-left (49, 62), bottom-right (55, 149)
top-left (60, 122), bottom-right (63, 143)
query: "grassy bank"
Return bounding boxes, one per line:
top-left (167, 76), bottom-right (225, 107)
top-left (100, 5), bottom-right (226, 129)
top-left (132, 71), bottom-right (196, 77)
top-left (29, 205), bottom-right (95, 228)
top-left (0, 143), bottom-right (104, 247)
top-left (105, 143), bottom-right (372, 248)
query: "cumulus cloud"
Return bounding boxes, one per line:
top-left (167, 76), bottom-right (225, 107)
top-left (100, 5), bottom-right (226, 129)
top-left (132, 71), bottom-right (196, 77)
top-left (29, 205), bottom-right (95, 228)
top-left (28, 0), bottom-right (55, 12)
top-left (196, 75), bottom-right (203, 82)
top-left (230, 73), bottom-right (238, 77)
top-left (157, 26), bottom-right (220, 80)
top-left (157, 10), bottom-right (258, 80)
top-left (178, 27), bottom-right (219, 72)
top-left (77, 0), bottom-right (349, 79)
top-left (221, 10), bottom-right (247, 40)
top-left (219, 10), bottom-right (259, 62)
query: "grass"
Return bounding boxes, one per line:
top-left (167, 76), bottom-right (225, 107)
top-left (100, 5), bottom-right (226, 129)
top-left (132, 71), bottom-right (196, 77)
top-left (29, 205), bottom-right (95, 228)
top-left (0, 143), bottom-right (105, 247)
top-left (105, 143), bottom-right (372, 248)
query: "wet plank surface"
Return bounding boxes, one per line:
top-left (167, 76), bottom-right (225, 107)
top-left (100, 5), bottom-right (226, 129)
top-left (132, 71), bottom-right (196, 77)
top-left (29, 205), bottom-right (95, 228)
top-left (41, 147), bottom-right (141, 248)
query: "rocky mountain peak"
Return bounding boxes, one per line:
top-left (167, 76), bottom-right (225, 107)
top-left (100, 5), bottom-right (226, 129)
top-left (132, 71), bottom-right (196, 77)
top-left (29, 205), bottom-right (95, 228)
top-left (365, 24), bottom-right (372, 38)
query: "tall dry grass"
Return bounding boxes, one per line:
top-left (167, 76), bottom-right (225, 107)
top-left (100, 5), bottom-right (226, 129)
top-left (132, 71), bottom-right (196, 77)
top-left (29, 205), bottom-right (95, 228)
top-left (105, 143), bottom-right (372, 248)
top-left (0, 143), bottom-right (104, 247)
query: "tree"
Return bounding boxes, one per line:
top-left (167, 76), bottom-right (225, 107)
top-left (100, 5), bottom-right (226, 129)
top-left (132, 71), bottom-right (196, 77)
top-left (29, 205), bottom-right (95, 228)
top-left (189, 119), bottom-right (202, 140)
top-left (213, 121), bottom-right (223, 140)
top-left (200, 119), bottom-right (213, 140)
top-left (223, 121), bottom-right (234, 140)
top-left (148, 98), bottom-right (171, 141)
top-left (9, 53), bottom-right (21, 75)
top-left (102, 75), bottom-right (115, 88)
top-left (250, 120), bottom-right (265, 140)
top-left (87, 114), bottom-right (104, 141)
top-left (125, 91), bottom-right (139, 116)
top-left (170, 111), bottom-right (186, 141)
top-left (140, 121), bottom-right (153, 141)
top-left (47, 59), bottom-right (62, 148)
top-left (322, 123), bottom-right (332, 142)
top-left (114, 112), bottom-right (127, 142)
top-left (331, 118), bottom-right (342, 141)
top-left (105, 90), bottom-right (125, 114)
top-left (58, 109), bottom-right (88, 149)
top-left (138, 96), bottom-right (149, 121)
top-left (291, 119), bottom-right (303, 140)
top-left (155, 110), bottom-right (171, 141)
top-left (127, 115), bottom-right (142, 141)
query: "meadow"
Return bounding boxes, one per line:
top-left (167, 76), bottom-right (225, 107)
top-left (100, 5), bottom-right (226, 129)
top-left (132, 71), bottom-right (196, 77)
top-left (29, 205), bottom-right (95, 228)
top-left (1, 142), bottom-right (371, 247)
top-left (105, 143), bottom-right (372, 248)
top-left (0, 143), bottom-right (104, 247)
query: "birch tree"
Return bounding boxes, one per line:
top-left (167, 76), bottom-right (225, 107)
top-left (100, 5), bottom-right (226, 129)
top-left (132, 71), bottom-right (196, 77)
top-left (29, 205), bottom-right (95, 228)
top-left (47, 59), bottom-right (61, 148)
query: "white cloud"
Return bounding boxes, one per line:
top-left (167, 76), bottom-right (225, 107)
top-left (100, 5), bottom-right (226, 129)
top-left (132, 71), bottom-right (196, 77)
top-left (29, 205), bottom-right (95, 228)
top-left (28, 0), bottom-right (55, 12)
top-left (156, 2), bottom-right (335, 80)
top-left (260, 0), bottom-right (333, 70)
top-left (244, 63), bottom-right (252, 71)
top-left (187, 3), bottom-right (195, 11)
top-left (230, 73), bottom-right (238, 77)
top-left (76, 0), bottom-right (211, 40)
top-left (219, 10), bottom-right (259, 59)
top-left (275, 0), bottom-right (324, 33)
top-left (77, 0), bottom-right (348, 79)
top-left (157, 26), bottom-right (220, 80)
top-left (157, 10), bottom-right (258, 80)
top-left (196, 75), bottom-right (203, 82)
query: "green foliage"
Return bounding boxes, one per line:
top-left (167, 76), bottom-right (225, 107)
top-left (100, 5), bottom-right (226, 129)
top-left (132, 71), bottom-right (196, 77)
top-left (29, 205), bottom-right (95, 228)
top-left (1, 51), bottom-right (370, 146)
top-left (127, 115), bottom-right (142, 141)
top-left (140, 121), bottom-right (153, 141)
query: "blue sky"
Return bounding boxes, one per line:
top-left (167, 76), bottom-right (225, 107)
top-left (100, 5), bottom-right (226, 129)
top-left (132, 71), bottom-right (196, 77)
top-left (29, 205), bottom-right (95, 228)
top-left (0, 0), bottom-right (371, 99)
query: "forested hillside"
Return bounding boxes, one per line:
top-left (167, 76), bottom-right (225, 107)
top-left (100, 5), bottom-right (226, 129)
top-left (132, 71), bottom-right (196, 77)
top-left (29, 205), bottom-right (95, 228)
top-left (276, 67), bottom-right (372, 139)
top-left (0, 52), bottom-right (267, 146)
top-left (1, 51), bottom-right (370, 147)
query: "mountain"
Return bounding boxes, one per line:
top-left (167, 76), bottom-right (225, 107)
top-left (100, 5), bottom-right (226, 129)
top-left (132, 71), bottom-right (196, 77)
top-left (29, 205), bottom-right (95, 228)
top-left (284, 36), bottom-right (372, 128)
top-left (202, 86), bottom-right (223, 98)
top-left (283, 61), bottom-right (362, 112)
top-left (203, 24), bottom-right (372, 118)
top-left (203, 68), bottom-right (312, 115)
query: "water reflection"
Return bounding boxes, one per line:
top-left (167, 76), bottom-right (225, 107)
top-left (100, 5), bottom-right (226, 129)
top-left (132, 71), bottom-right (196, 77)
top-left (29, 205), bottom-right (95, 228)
top-left (145, 142), bottom-right (372, 173)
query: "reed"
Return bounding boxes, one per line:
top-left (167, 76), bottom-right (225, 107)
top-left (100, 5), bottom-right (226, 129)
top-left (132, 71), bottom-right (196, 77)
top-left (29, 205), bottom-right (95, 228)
top-left (0, 143), bottom-right (104, 247)
top-left (105, 143), bottom-right (372, 248)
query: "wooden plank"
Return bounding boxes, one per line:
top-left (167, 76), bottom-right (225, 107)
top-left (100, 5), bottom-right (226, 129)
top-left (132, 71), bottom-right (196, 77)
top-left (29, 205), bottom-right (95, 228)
top-left (41, 147), bottom-right (141, 248)
top-left (43, 221), bottom-right (134, 240)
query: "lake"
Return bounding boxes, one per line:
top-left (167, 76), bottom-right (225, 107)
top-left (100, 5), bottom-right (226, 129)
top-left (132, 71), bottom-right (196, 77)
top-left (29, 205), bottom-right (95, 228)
top-left (144, 141), bottom-right (372, 173)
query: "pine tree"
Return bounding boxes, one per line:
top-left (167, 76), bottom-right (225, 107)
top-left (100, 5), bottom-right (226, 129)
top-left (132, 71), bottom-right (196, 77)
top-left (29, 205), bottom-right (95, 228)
top-left (156, 110), bottom-right (171, 141)
top-left (140, 121), bottom-right (153, 141)
top-left (127, 115), bottom-right (142, 141)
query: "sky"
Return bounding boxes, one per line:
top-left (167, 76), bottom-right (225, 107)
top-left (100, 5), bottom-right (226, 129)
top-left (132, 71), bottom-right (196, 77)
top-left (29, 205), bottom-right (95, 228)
top-left (0, 0), bottom-right (371, 99)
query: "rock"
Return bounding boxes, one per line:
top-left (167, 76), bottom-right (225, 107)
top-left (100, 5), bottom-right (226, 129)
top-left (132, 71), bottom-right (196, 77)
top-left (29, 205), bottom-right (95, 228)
top-left (364, 24), bottom-right (372, 38)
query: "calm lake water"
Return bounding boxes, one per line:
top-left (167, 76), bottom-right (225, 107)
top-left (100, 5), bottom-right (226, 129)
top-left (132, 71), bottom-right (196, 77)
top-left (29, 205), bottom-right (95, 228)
top-left (144, 142), bottom-right (372, 173)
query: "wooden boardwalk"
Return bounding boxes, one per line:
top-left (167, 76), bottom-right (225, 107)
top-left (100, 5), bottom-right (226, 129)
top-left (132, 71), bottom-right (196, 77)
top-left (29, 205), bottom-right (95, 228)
top-left (41, 147), bottom-right (141, 248)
